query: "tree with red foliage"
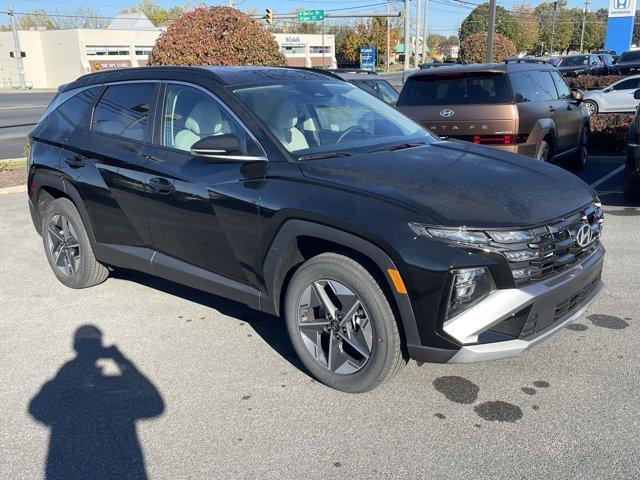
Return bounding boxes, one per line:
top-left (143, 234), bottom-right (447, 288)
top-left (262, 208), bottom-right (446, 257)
top-left (148, 6), bottom-right (286, 66)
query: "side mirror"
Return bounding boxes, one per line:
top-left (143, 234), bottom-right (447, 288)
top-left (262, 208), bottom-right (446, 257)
top-left (591, 61), bottom-right (599, 67)
top-left (191, 134), bottom-right (242, 157)
top-left (573, 90), bottom-right (583, 104)
top-left (634, 89), bottom-right (640, 100)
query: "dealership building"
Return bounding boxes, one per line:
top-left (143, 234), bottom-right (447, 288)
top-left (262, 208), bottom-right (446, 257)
top-left (0, 14), bottom-right (336, 89)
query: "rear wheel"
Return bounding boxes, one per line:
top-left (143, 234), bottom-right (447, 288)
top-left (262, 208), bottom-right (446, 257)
top-left (284, 253), bottom-right (404, 393)
top-left (584, 100), bottom-right (598, 116)
top-left (41, 198), bottom-right (109, 289)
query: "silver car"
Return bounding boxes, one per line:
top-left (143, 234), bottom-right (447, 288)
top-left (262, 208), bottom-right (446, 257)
top-left (582, 75), bottom-right (640, 115)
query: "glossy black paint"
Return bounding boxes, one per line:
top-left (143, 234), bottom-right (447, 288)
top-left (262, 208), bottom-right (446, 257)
top-left (28, 66), bottom-right (599, 362)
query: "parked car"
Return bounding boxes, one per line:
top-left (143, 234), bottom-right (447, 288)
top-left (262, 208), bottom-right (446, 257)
top-left (596, 53), bottom-right (618, 74)
top-left (582, 75), bottom-right (640, 114)
top-left (28, 66), bottom-right (604, 392)
top-left (557, 54), bottom-right (606, 77)
top-left (549, 57), bottom-right (563, 66)
top-left (614, 50), bottom-right (640, 75)
top-left (624, 89), bottom-right (640, 202)
top-left (396, 61), bottom-right (589, 168)
top-left (328, 69), bottom-right (399, 105)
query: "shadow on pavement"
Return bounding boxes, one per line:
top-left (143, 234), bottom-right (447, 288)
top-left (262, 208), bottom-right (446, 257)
top-left (28, 325), bottom-right (165, 480)
top-left (111, 269), bottom-right (305, 373)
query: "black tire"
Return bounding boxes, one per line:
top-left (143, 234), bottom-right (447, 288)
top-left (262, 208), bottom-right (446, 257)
top-left (623, 161), bottom-right (640, 203)
top-left (284, 252), bottom-right (405, 393)
top-left (41, 197), bottom-right (109, 289)
top-left (569, 126), bottom-right (589, 170)
top-left (584, 100), bottom-right (598, 116)
top-left (536, 139), bottom-right (552, 163)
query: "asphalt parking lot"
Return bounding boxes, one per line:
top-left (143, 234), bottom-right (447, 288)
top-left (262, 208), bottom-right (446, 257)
top-left (0, 168), bottom-right (638, 479)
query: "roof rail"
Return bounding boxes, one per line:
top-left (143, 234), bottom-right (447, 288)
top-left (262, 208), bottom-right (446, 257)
top-left (505, 57), bottom-right (550, 65)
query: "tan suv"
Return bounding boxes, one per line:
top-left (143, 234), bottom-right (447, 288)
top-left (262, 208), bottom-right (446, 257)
top-left (397, 60), bottom-right (589, 168)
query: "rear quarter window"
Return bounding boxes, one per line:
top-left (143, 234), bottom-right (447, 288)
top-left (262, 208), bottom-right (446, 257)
top-left (397, 73), bottom-right (512, 106)
top-left (56, 87), bottom-right (100, 127)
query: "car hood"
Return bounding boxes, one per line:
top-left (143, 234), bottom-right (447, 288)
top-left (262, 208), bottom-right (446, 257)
top-left (299, 140), bottom-right (595, 228)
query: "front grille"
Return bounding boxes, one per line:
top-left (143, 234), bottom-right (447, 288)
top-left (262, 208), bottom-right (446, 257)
top-left (492, 201), bottom-right (604, 286)
top-left (553, 276), bottom-right (601, 322)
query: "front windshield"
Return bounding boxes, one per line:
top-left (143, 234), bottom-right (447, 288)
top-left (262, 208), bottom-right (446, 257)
top-left (232, 80), bottom-right (435, 156)
top-left (559, 55), bottom-right (588, 67)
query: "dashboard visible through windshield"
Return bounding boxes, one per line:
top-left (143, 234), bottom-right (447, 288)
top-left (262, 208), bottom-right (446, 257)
top-left (232, 80), bottom-right (435, 157)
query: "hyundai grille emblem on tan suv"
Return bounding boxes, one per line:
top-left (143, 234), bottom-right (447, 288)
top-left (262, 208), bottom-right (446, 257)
top-left (439, 108), bottom-right (455, 117)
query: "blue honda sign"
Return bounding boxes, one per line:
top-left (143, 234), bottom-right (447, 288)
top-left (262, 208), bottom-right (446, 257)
top-left (604, 0), bottom-right (637, 54)
top-left (360, 46), bottom-right (376, 71)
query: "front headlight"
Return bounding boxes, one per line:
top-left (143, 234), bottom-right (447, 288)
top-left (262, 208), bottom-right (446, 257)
top-left (409, 224), bottom-right (489, 245)
top-left (446, 267), bottom-right (494, 320)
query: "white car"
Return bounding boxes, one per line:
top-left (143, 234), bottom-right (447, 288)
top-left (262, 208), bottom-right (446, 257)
top-left (582, 75), bottom-right (640, 115)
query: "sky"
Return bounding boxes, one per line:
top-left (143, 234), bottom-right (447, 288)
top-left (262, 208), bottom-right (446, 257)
top-left (0, 0), bottom-right (615, 36)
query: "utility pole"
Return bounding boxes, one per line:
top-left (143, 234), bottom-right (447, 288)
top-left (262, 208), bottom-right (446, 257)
top-left (8, 1), bottom-right (26, 89)
top-left (421, 0), bottom-right (429, 60)
top-left (403, 0), bottom-right (410, 70)
top-left (579, 0), bottom-right (590, 53)
top-left (386, 0), bottom-right (390, 72)
top-left (550, 1), bottom-right (558, 55)
top-left (414, 0), bottom-right (421, 68)
top-left (486, 0), bottom-right (497, 63)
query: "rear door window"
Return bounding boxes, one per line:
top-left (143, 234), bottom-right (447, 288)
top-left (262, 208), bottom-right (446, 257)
top-left (91, 83), bottom-right (155, 142)
top-left (57, 87), bottom-right (100, 127)
top-left (397, 73), bottom-right (512, 106)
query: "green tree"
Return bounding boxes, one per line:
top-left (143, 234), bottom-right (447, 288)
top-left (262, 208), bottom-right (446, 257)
top-left (459, 31), bottom-right (516, 63)
top-left (459, 3), bottom-right (518, 44)
top-left (535, 2), bottom-right (573, 54)
top-left (148, 6), bottom-right (286, 66)
top-left (511, 4), bottom-right (539, 52)
top-left (568, 8), bottom-right (605, 52)
top-left (336, 19), bottom-right (400, 66)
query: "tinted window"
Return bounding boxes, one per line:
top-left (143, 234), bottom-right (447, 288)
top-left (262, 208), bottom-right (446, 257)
top-left (619, 50), bottom-right (640, 62)
top-left (509, 71), bottom-right (542, 102)
top-left (550, 71), bottom-right (572, 99)
top-left (375, 80), bottom-right (399, 104)
top-left (57, 87), bottom-right (99, 126)
top-left (92, 83), bottom-right (154, 141)
top-left (533, 71), bottom-right (558, 101)
top-left (161, 83), bottom-right (260, 155)
top-left (613, 78), bottom-right (640, 90)
top-left (350, 80), bottom-right (379, 97)
top-left (558, 55), bottom-right (589, 67)
top-left (398, 73), bottom-right (512, 106)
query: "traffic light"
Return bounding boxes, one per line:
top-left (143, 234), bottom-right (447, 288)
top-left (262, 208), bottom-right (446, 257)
top-left (265, 8), bottom-right (273, 24)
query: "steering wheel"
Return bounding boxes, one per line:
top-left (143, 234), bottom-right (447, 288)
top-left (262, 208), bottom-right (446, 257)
top-left (336, 126), bottom-right (367, 143)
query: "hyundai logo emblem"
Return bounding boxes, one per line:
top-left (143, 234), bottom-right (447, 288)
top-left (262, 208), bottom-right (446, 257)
top-left (575, 223), bottom-right (592, 248)
top-left (440, 108), bottom-right (455, 117)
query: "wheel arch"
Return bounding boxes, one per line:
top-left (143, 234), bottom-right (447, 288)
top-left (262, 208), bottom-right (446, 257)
top-left (30, 170), bottom-right (97, 247)
top-left (261, 219), bottom-right (420, 346)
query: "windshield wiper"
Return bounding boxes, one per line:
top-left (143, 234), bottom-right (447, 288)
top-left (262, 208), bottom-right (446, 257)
top-left (367, 141), bottom-right (426, 153)
top-left (298, 152), bottom-right (352, 161)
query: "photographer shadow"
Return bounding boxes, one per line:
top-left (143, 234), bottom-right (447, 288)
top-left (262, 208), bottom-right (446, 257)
top-left (28, 325), bottom-right (164, 480)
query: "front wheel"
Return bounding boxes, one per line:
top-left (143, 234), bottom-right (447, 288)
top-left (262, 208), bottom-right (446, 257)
top-left (623, 161), bottom-right (640, 202)
top-left (284, 253), bottom-right (405, 393)
top-left (536, 140), bottom-right (552, 163)
top-left (569, 127), bottom-right (589, 170)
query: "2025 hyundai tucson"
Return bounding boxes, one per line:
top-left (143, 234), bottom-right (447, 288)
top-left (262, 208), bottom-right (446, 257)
top-left (28, 67), bottom-right (605, 392)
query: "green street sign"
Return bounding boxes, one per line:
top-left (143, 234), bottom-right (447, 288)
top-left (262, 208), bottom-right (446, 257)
top-left (297, 9), bottom-right (325, 22)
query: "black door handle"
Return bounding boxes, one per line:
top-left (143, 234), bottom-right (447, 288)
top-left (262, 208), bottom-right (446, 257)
top-left (64, 155), bottom-right (85, 168)
top-left (148, 177), bottom-right (175, 194)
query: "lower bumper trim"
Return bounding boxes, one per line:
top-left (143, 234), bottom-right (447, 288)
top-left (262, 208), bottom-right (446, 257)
top-left (447, 279), bottom-right (603, 363)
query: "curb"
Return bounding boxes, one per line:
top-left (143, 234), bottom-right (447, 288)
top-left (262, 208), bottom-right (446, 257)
top-left (0, 184), bottom-right (26, 195)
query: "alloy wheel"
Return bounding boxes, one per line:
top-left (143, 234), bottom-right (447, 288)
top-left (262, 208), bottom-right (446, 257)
top-left (47, 214), bottom-right (80, 277)
top-left (297, 279), bottom-right (373, 375)
top-left (584, 101), bottom-right (597, 115)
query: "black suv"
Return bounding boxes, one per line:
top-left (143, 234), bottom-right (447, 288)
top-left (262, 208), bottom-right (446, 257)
top-left (28, 67), bottom-right (605, 392)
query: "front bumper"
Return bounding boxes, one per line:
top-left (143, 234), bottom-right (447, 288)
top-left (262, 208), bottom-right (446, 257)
top-left (445, 243), bottom-right (604, 363)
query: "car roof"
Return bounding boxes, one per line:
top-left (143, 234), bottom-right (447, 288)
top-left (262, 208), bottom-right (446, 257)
top-left (407, 61), bottom-right (556, 78)
top-left (60, 65), bottom-right (342, 92)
